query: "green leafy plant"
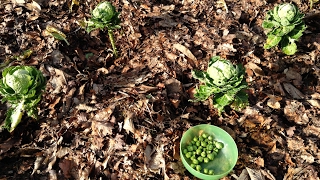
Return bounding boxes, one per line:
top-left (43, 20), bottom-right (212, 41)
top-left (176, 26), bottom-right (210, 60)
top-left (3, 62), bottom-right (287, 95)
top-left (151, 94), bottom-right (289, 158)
top-left (0, 66), bottom-right (46, 132)
top-left (262, 3), bottom-right (306, 55)
top-left (192, 56), bottom-right (248, 115)
top-left (85, 1), bottom-right (121, 57)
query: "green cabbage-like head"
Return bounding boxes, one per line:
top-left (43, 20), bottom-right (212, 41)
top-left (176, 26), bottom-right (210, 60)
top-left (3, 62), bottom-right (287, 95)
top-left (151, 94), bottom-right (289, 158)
top-left (92, 1), bottom-right (118, 22)
top-left (0, 66), bottom-right (46, 96)
top-left (277, 3), bottom-right (297, 22)
top-left (207, 57), bottom-right (238, 86)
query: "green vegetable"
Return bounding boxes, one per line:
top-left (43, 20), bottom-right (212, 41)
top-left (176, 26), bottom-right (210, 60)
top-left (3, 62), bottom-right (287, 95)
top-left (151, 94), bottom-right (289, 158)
top-left (203, 168), bottom-right (209, 174)
top-left (183, 149), bottom-right (188, 154)
top-left (215, 141), bottom-right (224, 149)
top-left (190, 164), bottom-right (196, 168)
top-left (196, 165), bottom-right (202, 171)
top-left (201, 141), bottom-right (207, 147)
top-left (207, 153), bottom-right (215, 161)
top-left (185, 152), bottom-right (192, 158)
top-left (85, 1), bottom-right (121, 58)
top-left (192, 159), bottom-right (199, 165)
top-left (197, 156), bottom-right (204, 163)
top-left (183, 132), bottom-right (225, 174)
top-left (192, 56), bottom-right (248, 115)
top-left (262, 3), bottom-right (306, 55)
top-left (193, 137), bottom-right (199, 142)
top-left (203, 157), bottom-right (210, 163)
top-left (0, 66), bottom-right (46, 132)
top-left (208, 169), bottom-right (214, 175)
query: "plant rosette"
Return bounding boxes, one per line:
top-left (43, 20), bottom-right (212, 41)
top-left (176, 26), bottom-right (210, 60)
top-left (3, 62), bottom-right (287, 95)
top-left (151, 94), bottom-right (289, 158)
top-left (0, 65), bottom-right (46, 132)
top-left (262, 3), bottom-right (306, 55)
top-left (192, 56), bottom-right (248, 115)
top-left (180, 124), bottom-right (238, 180)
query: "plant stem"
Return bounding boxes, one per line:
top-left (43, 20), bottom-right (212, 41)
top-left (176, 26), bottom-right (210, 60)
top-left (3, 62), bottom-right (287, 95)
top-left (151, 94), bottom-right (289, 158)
top-left (108, 29), bottom-right (118, 58)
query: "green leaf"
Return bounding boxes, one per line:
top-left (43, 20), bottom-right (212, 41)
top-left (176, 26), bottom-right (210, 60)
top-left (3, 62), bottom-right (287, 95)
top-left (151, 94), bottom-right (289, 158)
top-left (193, 85), bottom-right (215, 101)
top-left (264, 35), bottom-right (282, 49)
top-left (213, 93), bottom-right (235, 115)
top-left (288, 23), bottom-right (306, 40)
top-left (262, 20), bottom-right (279, 29)
top-left (282, 40), bottom-right (297, 55)
top-left (230, 90), bottom-right (249, 112)
top-left (271, 24), bottom-right (295, 36)
top-left (5, 101), bottom-right (24, 132)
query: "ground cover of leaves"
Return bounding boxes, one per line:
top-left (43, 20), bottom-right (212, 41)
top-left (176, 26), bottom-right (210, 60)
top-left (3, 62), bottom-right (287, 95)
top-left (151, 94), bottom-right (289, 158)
top-left (0, 0), bottom-right (320, 179)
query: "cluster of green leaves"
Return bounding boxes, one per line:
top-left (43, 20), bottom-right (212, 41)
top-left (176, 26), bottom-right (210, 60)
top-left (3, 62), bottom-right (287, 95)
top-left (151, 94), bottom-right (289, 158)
top-left (183, 133), bottom-right (224, 175)
top-left (192, 56), bottom-right (248, 115)
top-left (262, 3), bottom-right (306, 55)
top-left (85, 1), bottom-right (121, 57)
top-left (0, 66), bottom-right (46, 132)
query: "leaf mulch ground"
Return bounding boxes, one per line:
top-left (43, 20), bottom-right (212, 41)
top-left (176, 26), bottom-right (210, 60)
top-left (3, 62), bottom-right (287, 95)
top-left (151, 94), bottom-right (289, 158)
top-left (0, 0), bottom-right (320, 179)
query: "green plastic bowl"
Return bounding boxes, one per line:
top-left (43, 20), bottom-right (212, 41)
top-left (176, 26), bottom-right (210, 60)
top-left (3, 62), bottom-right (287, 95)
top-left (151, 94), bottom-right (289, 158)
top-left (180, 124), bottom-right (238, 180)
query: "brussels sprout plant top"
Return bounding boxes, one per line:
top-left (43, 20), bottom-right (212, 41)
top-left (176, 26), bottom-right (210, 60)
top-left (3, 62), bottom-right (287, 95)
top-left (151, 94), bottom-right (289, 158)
top-left (262, 3), bottom-right (306, 55)
top-left (85, 1), bottom-right (121, 58)
top-left (0, 66), bottom-right (46, 132)
top-left (192, 56), bottom-right (248, 115)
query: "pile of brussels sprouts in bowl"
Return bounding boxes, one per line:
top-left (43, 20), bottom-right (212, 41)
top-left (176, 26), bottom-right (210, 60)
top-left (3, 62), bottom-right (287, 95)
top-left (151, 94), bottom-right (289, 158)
top-left (182, 132), bottom-right (224, 175)
top-left (180, 124), bottom-right (238, 180)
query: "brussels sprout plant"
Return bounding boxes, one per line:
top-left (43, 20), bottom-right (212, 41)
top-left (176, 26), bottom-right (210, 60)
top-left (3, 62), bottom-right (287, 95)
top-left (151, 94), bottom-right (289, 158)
top-left (85, 1), bottom-right (121, 57)
top-left (192, 56), bottom-right (248, 115)
top-left (262, 3), bottom-right (306, 55)
top-left (0, 66), bottom-right (46, 132)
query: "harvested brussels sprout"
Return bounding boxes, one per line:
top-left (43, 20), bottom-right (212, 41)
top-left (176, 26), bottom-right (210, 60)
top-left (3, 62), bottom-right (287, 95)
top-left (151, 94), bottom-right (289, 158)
top-left (182, 132), bottom-right (224, 175)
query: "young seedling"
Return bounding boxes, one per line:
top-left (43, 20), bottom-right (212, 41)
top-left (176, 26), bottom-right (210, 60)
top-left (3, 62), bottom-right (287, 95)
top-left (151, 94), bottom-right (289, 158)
top-left (262, 3), bottom-right (306, 55)
top-left (0, 66), bottom-right (46, 132)
top-left (85, 1), bottom-right (121, 58)
top-left (192, 56), bottom-right (248, 115)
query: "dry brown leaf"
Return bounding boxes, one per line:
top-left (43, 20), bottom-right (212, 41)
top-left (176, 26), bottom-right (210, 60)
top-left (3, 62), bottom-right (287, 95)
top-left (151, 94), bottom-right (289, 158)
top-left (301, 152), bottom-right (315, 163)
top-left (303, 125), bottom-right (320, 137)
top-left (254, 157), bottom-right (264, 167)
top-left (25, 1), bottom-right (41, 12)
top-left (285, 153), bottom-right (295, 167)
top-left (245, 62), bottom-right (265, 76)
top-left (287, 137), bottom-right (305, 151)
top-left (123, 112), bottom-right (136, 134)
top-left (173, 43), bottom-right (198, 67)
top-left (149, 145), bottom-right (165, 173)
top-left (91, 121), bottom-right (113, 137)
top-left (284, 101), bottom-right (309, 125)
top-left (31, 156), bottom-right (44, 175)
top-left (75, 104), bottom-right (98, 112)
top-left (283, 83), bottom-right (304, 99)
top-left (284, 166), bottom-right (319, 180)
top-left (94, 106), bottom-right (115, 121)
top-left (144, 145), bottom-right (154, 165)
top-left (267, 94), bottom-right (282, 109)
top-left (246, 167), bottom-right (265, 180)
top-left (284, 68), bottom-right (302, 86)
top-left (58, 159), bottom-right (73, 178)
top-left (286, 126), bottom-right (296, 137)
top-left (307, 99), bottom-right (320, 108)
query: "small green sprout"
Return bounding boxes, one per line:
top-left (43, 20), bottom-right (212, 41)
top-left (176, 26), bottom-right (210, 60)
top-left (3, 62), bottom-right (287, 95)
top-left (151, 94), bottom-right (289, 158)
top-left (262, 3), bottom-right (306, 55)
